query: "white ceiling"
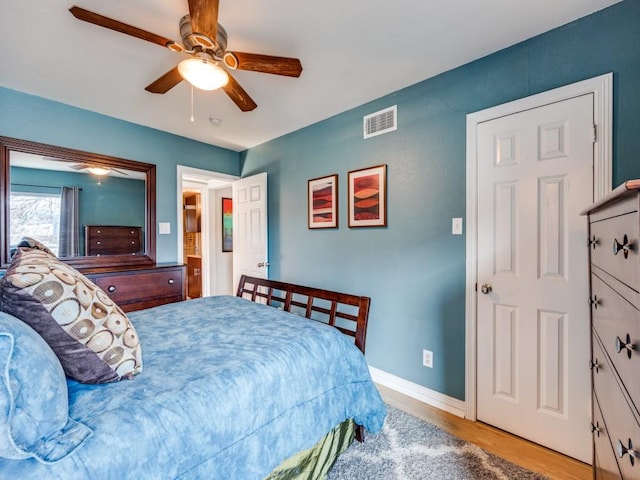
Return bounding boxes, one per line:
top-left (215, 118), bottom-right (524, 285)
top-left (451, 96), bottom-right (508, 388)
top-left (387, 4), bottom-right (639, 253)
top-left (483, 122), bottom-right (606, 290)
top-left (0, 0), bottom-right (621, 152)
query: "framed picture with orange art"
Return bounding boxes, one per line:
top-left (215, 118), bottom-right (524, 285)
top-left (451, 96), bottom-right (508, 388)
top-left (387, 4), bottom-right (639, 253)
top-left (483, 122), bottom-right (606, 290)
top-left (308, 174), bottom-right (339, 229)
top-left (348, 164), bottom-right (387, 228)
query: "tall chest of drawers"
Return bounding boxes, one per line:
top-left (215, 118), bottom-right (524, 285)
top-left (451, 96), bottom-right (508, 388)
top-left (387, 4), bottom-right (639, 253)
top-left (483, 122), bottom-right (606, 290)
top-left (583, 180), bottom-right (640, 479)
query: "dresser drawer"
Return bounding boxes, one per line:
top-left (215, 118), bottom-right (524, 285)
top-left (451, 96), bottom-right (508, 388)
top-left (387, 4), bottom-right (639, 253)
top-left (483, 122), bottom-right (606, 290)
top-left (93, 268), bottom-right (183, 305)
top-left (85, 226), bottom-right (143, 256)
top-left (592, 336), bottom-right (640, 479)
top-left (591, 272), bottom-right (640, 414)
top-left (590, 211), bottom-right (639, 291)
top-left (593, 393), bottom-right (623, 480)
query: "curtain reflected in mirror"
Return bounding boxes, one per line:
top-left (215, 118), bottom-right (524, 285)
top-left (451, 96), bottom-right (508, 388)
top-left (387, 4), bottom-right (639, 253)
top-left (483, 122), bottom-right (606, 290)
top-left (59, 186), bottom-right (80, 257)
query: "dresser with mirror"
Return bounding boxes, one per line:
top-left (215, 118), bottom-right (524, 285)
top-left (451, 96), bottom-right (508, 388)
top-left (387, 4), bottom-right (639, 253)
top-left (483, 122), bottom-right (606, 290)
top-left (0, 136), bottom-right (185, 311)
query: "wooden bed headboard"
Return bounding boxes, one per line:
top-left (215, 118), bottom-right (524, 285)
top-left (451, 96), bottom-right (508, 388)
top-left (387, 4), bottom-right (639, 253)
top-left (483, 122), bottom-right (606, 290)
top-left (236, 275), bottom-right (371, 354)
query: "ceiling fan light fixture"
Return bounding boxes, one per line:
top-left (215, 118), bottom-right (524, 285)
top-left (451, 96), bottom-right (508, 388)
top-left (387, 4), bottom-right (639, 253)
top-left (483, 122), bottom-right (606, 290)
top-left (178, 57), bottom-right (229, 91)
top-left (87, 166), bottom-right (111, 176)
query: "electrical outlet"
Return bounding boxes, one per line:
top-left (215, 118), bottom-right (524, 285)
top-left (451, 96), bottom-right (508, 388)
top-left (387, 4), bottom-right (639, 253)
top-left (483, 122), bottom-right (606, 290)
top-left (422, 349), bottom-right (433, 368)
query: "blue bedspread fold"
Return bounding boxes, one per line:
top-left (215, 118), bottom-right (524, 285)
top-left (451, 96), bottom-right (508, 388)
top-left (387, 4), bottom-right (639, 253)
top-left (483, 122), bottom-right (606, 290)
top-left (0, 296), bottom-right (386, 479)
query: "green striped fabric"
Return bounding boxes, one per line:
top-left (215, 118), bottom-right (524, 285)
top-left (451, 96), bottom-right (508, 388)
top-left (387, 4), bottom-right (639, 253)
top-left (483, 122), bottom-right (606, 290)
top-left (266, 420), bottom-right (355, 480)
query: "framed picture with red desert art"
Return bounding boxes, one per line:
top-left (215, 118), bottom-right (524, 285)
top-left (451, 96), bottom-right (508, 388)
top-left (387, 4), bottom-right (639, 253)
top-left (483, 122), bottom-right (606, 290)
top-left (308, 174), bottom-right (339, 229)
top-left (348, 164), bottom-right (387, 228)
top-left (222, 197), bottom-right (233, 251)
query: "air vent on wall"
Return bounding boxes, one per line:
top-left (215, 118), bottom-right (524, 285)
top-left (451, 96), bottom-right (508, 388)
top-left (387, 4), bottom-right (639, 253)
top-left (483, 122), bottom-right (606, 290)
top-left (363, 105), bottom-right (397, 139)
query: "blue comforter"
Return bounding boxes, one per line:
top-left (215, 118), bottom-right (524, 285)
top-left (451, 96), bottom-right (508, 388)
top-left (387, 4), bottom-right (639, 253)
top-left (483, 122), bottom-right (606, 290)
top-left (1, 296), bottom-right (386, 479)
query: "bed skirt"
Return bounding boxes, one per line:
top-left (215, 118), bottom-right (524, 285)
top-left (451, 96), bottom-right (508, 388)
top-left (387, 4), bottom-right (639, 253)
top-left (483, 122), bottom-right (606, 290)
top-left (266, 420), bottom-right (355, 480)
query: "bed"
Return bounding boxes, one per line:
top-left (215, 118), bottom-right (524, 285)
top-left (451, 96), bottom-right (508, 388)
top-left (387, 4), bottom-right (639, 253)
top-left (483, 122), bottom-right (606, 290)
top-left (0, 243), bottom-right (387, 480)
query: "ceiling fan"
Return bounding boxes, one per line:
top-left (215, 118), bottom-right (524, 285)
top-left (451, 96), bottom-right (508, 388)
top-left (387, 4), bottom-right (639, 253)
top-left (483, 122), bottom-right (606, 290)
top-left (69, 163), bottom-right (129, 176)
top-left (69, 0), bottom-right (303, 112)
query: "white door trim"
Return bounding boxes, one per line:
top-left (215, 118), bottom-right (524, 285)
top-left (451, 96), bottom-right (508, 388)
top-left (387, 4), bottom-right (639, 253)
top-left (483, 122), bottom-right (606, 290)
top-left (464, 73), bottom-right (613, 421)
top-left (176, 165), bottom-right (238, 296)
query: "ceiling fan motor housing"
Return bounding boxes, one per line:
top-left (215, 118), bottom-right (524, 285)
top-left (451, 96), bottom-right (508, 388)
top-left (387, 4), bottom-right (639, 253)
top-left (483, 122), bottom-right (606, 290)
top-left (179, 14), bottom-right (227, 57)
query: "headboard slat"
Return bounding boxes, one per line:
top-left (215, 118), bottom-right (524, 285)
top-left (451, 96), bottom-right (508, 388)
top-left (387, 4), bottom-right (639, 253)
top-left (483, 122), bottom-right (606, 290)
top-left (236, 275), bottom-right (371, 354)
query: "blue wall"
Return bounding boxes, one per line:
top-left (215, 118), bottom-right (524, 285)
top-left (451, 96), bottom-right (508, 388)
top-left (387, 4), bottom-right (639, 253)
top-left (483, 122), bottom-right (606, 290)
top-left (0, 89), bottom-right (240, 262)
top-left (241, 0), bottom-right (640, 400)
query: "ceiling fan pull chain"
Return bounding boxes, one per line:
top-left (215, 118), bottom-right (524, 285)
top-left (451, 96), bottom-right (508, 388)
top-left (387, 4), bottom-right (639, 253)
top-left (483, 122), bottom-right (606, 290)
top-left (190, 85), bottom-right (195, 122)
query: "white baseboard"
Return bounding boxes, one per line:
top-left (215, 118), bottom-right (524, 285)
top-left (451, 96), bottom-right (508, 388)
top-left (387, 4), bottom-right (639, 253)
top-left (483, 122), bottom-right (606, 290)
top-left (369, 366), bottom-right (466, 418)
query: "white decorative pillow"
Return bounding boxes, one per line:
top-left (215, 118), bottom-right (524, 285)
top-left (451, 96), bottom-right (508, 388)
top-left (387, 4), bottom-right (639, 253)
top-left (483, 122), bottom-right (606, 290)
top-left (0, 247), bottom-right (142, 384)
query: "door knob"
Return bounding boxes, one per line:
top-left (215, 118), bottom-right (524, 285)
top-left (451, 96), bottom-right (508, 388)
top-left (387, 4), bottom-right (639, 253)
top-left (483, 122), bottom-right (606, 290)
top-left (480, 284), bottom-right (492, 294)
top-left (257, 262), bottom-right (271, 268)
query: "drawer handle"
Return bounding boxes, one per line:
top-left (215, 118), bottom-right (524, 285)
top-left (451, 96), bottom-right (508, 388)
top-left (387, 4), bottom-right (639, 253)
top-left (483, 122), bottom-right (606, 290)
top-left (589, 358), bottom-right (601, 373)
top-left (588, 295), bottom-right (600, 309)
top-left (617, 439), bottom-right (637, 466)
top-left (613, 234), bottom-right (632, 258)
top-left (615, 334), bottom-right (635, 359)
top-left (588, 235), bottom-right (600, 249)
top-left (168, 279), bottom-right (174, 285)
top-left (107, 285), bottom-right (116, 293)
top-left (96, 241), bottom-right (101, 245)
top-left (591, 421), bottom-right (602, 437)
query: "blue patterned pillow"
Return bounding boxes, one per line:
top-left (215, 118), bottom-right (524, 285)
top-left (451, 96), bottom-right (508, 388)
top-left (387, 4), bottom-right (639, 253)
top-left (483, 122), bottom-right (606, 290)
top-left (0, 312), bottom-right (92, 463)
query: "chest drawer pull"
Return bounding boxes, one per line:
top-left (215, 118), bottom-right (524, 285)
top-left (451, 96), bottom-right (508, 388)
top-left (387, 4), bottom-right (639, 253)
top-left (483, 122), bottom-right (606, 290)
top-left (589, 358), bottom-right (601, 373)
top-left (613, 234), bottom-right (633, 258)
top-left (615, 333), bottom-right (635, 359)
top-left (588, 235), bottom-right (600, 249)
top-left (168, 279), bottom-right (174, 285)
top-left (588, 295), bottom-right (601, 309)
top-left (617, 439), bottom-right (637, 466)
top-left (108, 285), bottom-right (116, 293)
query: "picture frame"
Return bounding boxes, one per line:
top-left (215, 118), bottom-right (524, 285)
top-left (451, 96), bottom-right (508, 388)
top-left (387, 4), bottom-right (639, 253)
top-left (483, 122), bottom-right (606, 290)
top-left (221, 197), bottom-right (233, 252)
top-left (308, 174), bottom-right (338, 229)
top-left (348, 164), bottom-right (387, 228)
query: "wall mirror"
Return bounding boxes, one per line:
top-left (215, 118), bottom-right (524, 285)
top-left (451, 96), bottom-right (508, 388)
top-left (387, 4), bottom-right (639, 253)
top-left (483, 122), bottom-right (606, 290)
top-left (1, 136), bottom-right (156, 269)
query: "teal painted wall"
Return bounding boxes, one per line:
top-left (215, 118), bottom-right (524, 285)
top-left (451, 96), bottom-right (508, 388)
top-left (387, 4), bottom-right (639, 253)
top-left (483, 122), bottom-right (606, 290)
top-left (0, 88), bottom-right (240, 262)
top-left (11, 167), bottom-right (145, 255)
top-left (241, 0), bottom-right (640, 399)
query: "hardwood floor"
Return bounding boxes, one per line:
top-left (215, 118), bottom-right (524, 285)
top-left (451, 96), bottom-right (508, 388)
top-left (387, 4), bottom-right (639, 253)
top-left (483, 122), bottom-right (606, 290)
top-left (377, 384), bottom-right (592, 480)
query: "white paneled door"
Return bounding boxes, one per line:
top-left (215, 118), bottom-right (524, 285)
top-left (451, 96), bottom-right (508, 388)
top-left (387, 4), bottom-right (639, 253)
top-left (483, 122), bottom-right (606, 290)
top-left (476, 94), bottom-right (593, 462)
top-left (232, 172), bottom-right (268, 291)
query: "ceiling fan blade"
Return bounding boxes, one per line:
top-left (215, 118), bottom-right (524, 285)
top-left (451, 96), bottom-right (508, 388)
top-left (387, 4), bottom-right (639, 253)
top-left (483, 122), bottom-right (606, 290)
top-left (223, 74), bottom-right (257, 112)
top-left (223, 52), bottom-right (302, 77)
top-left (110, 168), bottom-right (129, 176)
top-left (69, 6), bottom-right (174, 48)
top-left (188, 0), bottom-right (219, 41)
top-left (69, 163), bottom-right (86, 170)
top-left (145, 66), bottom-right (184, 94)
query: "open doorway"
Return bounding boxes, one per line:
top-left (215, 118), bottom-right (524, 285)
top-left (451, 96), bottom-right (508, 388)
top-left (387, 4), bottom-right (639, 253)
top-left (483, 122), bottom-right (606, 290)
top-left (177, 166), bottom-right (238, 297)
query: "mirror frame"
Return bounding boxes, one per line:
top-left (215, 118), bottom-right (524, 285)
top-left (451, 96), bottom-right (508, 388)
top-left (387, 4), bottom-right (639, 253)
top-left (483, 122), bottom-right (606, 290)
top-left (1, 136), bottom-right (156, 269)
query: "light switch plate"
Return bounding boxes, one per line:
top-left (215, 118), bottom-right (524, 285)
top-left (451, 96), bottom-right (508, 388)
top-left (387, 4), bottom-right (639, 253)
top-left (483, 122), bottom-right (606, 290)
top-left (452, 218), bottom-right (463, 235)
top-left (159, 222), bottom-right (171, 235)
